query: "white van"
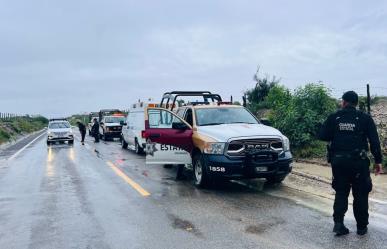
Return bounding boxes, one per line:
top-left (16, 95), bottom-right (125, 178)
top-left (121, 102), bottom-right (159, 154)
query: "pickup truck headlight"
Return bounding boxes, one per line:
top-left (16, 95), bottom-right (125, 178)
top-left (283, 137), bottom-right (290, 151)
top-left (204, 142), bottom-right (225, 154)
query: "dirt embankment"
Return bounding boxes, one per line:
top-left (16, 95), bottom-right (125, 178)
top-left (372, 99), bottom-right (387, 154)
top-left (0, 117), bottom-right (48, 144)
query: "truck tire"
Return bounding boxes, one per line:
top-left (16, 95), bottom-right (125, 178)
top-left (121, 138), bottom-right (128, 149)
top-left (135, 140), bottom-right (144, 154)
top-left (193, 152), bottom-right (211, 188)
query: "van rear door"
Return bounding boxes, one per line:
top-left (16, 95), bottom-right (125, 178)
top-left (144, 108), bottom-right (193, 165)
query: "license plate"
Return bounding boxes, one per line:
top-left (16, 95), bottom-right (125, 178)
top-left (255, 166), bottom-right (268, 172)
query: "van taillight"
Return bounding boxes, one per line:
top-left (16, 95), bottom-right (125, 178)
top-left (141, 130), bottom-right (146, 138)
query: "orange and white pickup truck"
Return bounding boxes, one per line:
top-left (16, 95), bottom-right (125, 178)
top-left (143, 91), bottom-right (293, 188)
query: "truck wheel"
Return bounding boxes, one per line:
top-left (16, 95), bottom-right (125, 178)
top-left (265, 176), bottom-right (285, 186)
top-left (135, 140), bottom-right (144, 154)
top-left (121, 138), bottom-right (128, 149)
top-left (193, 153), bottom-right (211, 188)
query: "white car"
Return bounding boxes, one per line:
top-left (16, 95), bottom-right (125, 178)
top-left (121, 102), bottom-right (158, 154)
top-left (47, 119), bottom-right (74, 145)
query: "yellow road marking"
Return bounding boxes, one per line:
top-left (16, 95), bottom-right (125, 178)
top-left (106, 161), bottom-right (150, 197)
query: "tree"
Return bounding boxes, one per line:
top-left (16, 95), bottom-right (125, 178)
top-left (244, 67), bottom-right (280, 114)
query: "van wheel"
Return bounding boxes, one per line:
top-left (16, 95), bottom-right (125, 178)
top-left (68, 140), bottom-right (74, 145)
top-left (121, 138), bottom-right (128, 149)
top-left (47, 141), bottom-right (51, 146)
top-left (135, 140), bottom-right (144, 154)
top-left (193, 153), bottom-right (211, 188)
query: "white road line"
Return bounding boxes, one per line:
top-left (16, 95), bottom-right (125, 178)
top-left (370, 198), bottom-right (387, 205)
top-left (8, 131), bottom-right (46, 161)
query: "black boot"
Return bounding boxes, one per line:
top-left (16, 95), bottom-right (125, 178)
top-left (333, 222), bottom-right (349, 236)
top-left (357, 226), bottom-right (368, 236)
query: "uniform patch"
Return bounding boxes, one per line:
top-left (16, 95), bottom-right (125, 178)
top-left (339, 123), bottom-right (355, 131)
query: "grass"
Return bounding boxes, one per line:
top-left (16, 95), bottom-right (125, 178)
top-left (0, 116), bottom-right (48, 144)
top-left (292, 140), bottom-right (327, 159)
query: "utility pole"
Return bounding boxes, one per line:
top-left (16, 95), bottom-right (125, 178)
top-left (367, 84), bottom-right (371, 114)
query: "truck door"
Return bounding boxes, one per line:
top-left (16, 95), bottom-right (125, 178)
top-left (144, 108), bottom-right (193, 165)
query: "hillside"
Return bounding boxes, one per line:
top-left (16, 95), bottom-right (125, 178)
top-left (0, 117), bottom-right (48, 144)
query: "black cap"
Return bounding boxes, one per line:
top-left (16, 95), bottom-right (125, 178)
top-left (342, 91), bottom-right (358, 105)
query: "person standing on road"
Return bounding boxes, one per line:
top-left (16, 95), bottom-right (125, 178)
top-left (319, 91), bottom-right (383, 236)
top-left (91, 118), bottom-right (100, 143)
top-left (76, 120), bottom-right (87, 145)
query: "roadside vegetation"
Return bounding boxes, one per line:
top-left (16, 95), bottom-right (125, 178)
top-left (68, 114), bottom-right (90, 126)
top-left (244, 69), bottom-right (386, 169)
top-left (0, 116), bottom-right (48, 144)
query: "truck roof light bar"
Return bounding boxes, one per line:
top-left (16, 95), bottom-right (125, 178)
top-left (160, 91), bottom-right (223, 111)
top-left (49, 118), bottom-right (68, 122)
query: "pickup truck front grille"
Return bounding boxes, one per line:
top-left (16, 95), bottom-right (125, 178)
top-left (226, 138), bottom-right (283, 156)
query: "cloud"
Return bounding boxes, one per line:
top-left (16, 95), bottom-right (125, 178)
top-left (0, 0), bottom-right (387, 116)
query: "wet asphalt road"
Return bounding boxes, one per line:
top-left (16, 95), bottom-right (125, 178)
top-left (0, 131), bottom-right (386, 249)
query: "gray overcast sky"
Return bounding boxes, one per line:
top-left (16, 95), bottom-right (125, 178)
top-left (1, 0), bottom-right (387, 117)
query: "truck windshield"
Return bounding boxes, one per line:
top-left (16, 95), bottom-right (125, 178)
top-left (49, 122), bottom-right (70, 129)
top-left (195, 107), bottom-right (259, 126)
top-left (104, 116), bottom-right (125, 123)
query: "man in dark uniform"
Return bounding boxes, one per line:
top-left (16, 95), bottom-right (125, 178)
top-left (319, 91), bottom-right (383, 236)
top-left (76, 120), bottom-right (87, 145)
top-left (91, 118), bottom-right (100, 143)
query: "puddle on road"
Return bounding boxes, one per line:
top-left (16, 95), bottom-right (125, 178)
top-left (168, 213), bottom-right (202, 237)
top-left (245, 217), bottom-right (286, 235)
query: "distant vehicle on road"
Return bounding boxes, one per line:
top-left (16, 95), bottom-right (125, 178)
top-left (121, 102), bottom-right (159, 154)
top-left (144, 91), bottom-right (293, 188)
top-left (98, 109), bottom-right (126, 141)
top-left (47, 118), bottom-right (74, 145)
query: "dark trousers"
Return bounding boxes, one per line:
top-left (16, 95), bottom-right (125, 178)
top-left (93, 133), bottom-right (100, 142)
top-left (80, 131), bottom-right (86, 142)
top-left (331, 155), bottom-right (372, 228)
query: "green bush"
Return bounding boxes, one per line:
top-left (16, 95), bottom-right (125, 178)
top-left (266, 84), bottom-right (337, 158)
top-left (0, 129), bottom-right (11, 143)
